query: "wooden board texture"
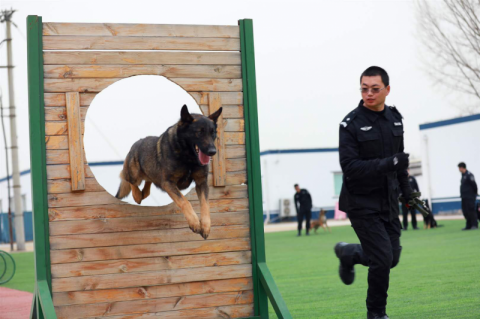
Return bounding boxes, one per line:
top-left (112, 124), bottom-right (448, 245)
top-left (43, 21), bottom-right (252, 318)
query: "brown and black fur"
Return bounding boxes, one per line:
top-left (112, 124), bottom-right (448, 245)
top-left (116, 105), bottom-right (223, 239)
top-left (310, 209), bottom-right (331, 234)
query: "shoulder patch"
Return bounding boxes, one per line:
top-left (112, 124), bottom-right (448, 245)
top-left (340, 110), bottom-right (358, 128)
top-left (389, 105), bottom-right (403, 119)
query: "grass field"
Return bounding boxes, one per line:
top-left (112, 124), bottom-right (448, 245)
top-left (2, 220), bottom-right (479, 318)
top-left (266, 219), bottom-right (480, 318)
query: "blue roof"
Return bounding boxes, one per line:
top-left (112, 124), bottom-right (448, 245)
top-left (260, 148), bottom-right (338, 156)
top-left (419, 113), bottom-right (480, 130)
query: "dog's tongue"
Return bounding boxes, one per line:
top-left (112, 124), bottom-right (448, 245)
top-left (198, 149), bottom-right (210, 165)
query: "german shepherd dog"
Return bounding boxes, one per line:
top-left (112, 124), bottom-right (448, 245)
top-left (115, 105), bottom-right (223, 239)
top-left (310, 209), bottom-right (331, 234)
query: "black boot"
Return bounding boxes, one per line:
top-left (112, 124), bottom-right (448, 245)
top-left (334, 242), bottom-right (355, 285)
top-left (297, 231), bottom-right (301, 237)
top-left (367, 311), bottom-right (389, 319)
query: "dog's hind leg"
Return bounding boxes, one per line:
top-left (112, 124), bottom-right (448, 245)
top-left (163, 182), bottom-right (201, 234)
top-left (131, 184), bottom-right (143, 204)
top-left (142, 181), bottom-right (152, 199)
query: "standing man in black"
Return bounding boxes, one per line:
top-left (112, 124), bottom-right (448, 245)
top-left (334, 66), bottom-right (412, 319)
top-left (458, 162), bottom-right (478, 230)
top-left (401, 169), bottom-right (419, 230)
top-left (294, 184), bottom-right (312, 236)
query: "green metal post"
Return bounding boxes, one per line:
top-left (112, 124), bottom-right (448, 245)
top-left (239, 19), bottom-right (269, 318)
top-left (27, 15), bottom-right (56, 319)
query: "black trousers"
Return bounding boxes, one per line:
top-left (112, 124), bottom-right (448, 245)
top-left (340, 214), bottom-right (402, 313)
top-left (401, 203), bottom-right (417, 230)
top-left (297, 208), bottom-right (311, 233)
top-left (461, 197), bottom-right (478, 229)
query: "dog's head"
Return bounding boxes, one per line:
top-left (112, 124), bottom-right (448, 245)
top-left (178, 105), bottom-right (223, 166)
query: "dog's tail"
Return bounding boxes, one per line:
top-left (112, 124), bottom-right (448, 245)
top-left (115, 170), bottom-right (131, 199)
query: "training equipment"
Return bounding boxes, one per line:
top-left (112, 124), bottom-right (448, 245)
top-left (27, 16), bottom-right (291, 319)
top-left (398, 192), bottom-right (430, 218)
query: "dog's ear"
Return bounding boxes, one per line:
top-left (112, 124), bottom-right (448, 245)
top-left (180, 105), bottom-right (194, 123)
top-left (208, 107), bottom-right (223, 123)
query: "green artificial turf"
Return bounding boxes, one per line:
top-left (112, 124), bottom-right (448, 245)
top-left (1, 251), bottom-right (35, 293)
top-left (265, 219), bottom-right (480, 319)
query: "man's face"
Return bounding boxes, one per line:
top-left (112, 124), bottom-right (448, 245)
top-left (459, 167), bottom-right (466, 174)
top-left (295, 186), bottom-right (300, 193)
top-left (361, 75), bottom-right (390, 110)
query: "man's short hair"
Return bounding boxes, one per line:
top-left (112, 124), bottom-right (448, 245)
top-left (294, 184), bottom-right (299, 188)
top-left (458, 162), bottom-right (466, 169)
top-left (360, 66), bottom-right (389, 87)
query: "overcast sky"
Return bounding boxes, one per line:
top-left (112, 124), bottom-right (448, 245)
top-left (0, 0), bottom-right (470, 179)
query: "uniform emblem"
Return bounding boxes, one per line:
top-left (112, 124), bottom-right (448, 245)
top-left (394, 122), bottom-right (402, 126)
top-left (360, 126), bottom-right (372, 131)
top-left (340, 122), bottom-right (347, 127)
top-left (347, 118), bottom-right (350, 121)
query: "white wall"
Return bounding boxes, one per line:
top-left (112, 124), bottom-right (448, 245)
top-left (421, 117), bottom-right (480, 202)
top-left (261, 150), bottom-right (341, 215)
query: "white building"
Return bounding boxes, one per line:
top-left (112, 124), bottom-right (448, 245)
top-left (420, 113), bottom-right (480, 214)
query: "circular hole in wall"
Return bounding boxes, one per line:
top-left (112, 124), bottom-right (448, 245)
top-left (83, 75), bottom-right (203, 206)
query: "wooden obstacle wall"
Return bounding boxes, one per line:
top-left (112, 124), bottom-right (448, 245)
top-left (43, 22), bottom-right (254, 319)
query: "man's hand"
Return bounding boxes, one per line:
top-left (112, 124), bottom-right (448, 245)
top-left (392, 153), bottom-right (409, 171)
top-left (380, 152), bottom-right (409, 173)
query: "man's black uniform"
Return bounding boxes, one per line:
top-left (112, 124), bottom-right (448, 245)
top-left (460, 170), bottom-right (478, 229)
top-left (294, 189), bottom-right (313, 235)
top-left (337, 100), bottom-right (411, 315)
top-left (401, 175), bottom-right (419, 230)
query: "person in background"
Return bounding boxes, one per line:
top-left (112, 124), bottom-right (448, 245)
top-left (401, 169), bottom-right (419, 230)
top-left (294, 184), bottom-right (312, 236)
top-left (458, 162), bottom-right (478, 230)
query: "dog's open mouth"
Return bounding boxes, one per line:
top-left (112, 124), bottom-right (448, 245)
top-left (195, 145), bottom-right (211, 166)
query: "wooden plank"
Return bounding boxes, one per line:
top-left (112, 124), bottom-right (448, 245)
top-left (225, 132), bottom-right (245, 145)
top-left (44, 78), bottom-right (242, 93)
top-left (75, 304), bottom-right (254, 319)
top-left (200, 105), bottom-right (243, 118)
top-left (209, 93), bottom-right (226, 187)
top-left (49, 211), bottom-right (249, 236)
top-left (46, 164), bottom-right (93, 179)
top-left (54, 290), bottom-right (253, 319)
top-left (48, 191), bottom-right (121, 208)
top-left (44, 64), bottom-right (242, 79)
top-left (46, 144), bottom-right (243, 164)
top-left (51, 250), bottom-right (251, 276)
top-left (46, 150), bottom-right (86, 165)
top-left (45, 121), bottom-right (85, 136)
top-left (43, 23), bottom-right (240, 38)
top-left (44, 92), bottom-right (243, 106)
top-left (50, 237), bottom-right (251, 264)
top-left (43, 51), bottom-right (241, 65)
top-left (52, 264), bottom-right (252, 292)
top-left (224, 119), bottom-right (244, 132)
top-left (47, 178), bottom-right (104, 194)
top-left (43, 36), bottom-right (240, 51)
top-left (50, 225), bottom-right (249, 252)
top-left (45, 93), bottom-right (96, 107)
top-left (45, 106), bottom-right (88, 121)
top-left (52, 277), bottom-right (253, 306)
top-left (48, 178), bottom-right (246, 197)
top-left (65, 92), bottom-right (85, 191)
top-left (48, 198), bottom-right (249, 221)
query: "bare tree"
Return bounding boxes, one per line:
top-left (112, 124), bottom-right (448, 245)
top-left (416, 0), bottom-right (480, 114)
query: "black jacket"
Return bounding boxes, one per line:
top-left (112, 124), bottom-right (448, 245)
top-left (460, 170), bottom-right (478, 199)
top-left (338, 100), bottom-right (411, 218)
top-left (294, 189), bottom-right (312, 213)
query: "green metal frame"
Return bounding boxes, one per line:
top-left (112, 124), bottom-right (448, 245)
top-left (26, 15), bottom-right (289, 319)
top-left (27, 15), bottom-right (57, 319)
top-left (239, 19), bottom-right (292, 319)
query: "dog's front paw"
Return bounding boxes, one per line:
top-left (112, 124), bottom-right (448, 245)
top-left (188, 220), bottom-right (202, 234)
